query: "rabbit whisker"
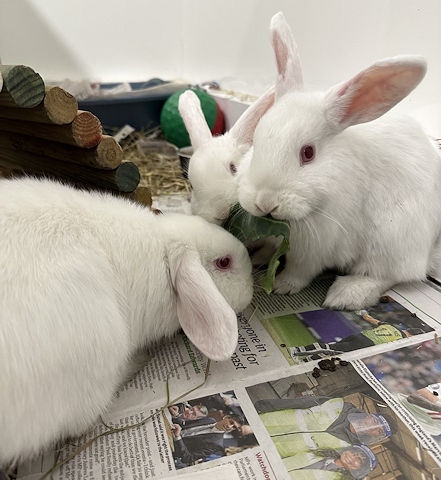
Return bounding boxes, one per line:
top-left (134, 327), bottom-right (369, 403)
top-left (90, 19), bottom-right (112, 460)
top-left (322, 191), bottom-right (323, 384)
top-left (299, 215), bottom-right (320, 251)
top-left (312, 206), bottom-right (349, 235)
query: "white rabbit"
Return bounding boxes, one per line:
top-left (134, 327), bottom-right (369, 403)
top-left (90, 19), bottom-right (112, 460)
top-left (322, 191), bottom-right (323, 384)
top-left (178, 87), bottom-right (274, 224)
top-left (0, 177), bottom-right (253, 467)
top-left (238, 11), bottom-right (441, 310)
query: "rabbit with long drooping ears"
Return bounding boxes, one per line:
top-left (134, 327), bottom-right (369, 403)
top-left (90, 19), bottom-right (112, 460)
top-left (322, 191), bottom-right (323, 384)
top-left (0, 177), bottom-right (253, 468)
top-left (238, 11), bottom-right (441, 310)
top-left (178, 87), bottom-right (274, 224)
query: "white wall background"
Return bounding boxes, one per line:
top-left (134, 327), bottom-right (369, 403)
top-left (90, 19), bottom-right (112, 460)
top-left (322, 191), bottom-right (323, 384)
top-left (0, 0), bottom-right (440, 135)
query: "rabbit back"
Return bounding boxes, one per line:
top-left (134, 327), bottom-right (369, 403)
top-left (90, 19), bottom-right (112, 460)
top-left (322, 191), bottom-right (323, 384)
top-left (0, 178), bottom-right (168, 466)
top-left (0, 177), bottom-right (253, 465)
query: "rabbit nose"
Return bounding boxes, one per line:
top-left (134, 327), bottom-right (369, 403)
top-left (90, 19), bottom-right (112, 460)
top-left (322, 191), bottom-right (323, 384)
top-left (255, 200), bottom-right (279, 216)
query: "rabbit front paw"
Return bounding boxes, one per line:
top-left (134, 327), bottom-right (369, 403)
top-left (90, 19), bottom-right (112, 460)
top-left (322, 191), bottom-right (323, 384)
top-left (323, 275), bottom-right (389, 310)
top-left (273, 270), bottom-right (311, 295)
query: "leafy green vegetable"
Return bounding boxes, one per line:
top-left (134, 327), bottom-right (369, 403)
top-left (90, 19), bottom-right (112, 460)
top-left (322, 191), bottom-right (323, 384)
top-left (223, 204), bottom-right (290, 294)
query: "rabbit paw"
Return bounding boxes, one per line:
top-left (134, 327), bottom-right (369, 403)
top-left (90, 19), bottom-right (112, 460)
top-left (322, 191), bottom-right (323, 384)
top-left (323, 275), bottom-right (387, 310)
top-left (273, 270), bottom-right (310, 294)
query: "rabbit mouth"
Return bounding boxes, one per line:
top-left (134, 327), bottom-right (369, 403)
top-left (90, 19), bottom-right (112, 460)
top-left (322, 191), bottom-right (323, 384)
top-left (270, 194), bottom-right (313, 222)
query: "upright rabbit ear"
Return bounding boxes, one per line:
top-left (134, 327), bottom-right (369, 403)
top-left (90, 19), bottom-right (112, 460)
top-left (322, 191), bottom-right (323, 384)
top-left (178, 90), bottom-right (213, 149)
top-left (270, 11), bottom-right (303, 99)
top-left (229, 86), bottom-right (275, 147)
top-left (324, 55), bottom-right (427, 130)
top-left (169, 247), bottom-right (238, 361)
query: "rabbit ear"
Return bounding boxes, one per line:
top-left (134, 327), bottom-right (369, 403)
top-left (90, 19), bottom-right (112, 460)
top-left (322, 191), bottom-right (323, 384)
top-left (178, 90), bottom-right (213, 149)
top-left (270, 11), bottom-right (303, 99)
top-left (325, 55), bottom-right (427, 129)
top-left (169, 247), bottom-right (238, 361)
top-left (229, 86), bottom-right (275, 147)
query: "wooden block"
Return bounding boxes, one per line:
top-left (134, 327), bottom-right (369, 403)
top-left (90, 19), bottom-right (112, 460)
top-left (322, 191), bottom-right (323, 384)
top-left (0, 65), bottom-right (45, 108)
top-left (71, 110), bottom-right (103, 148)
top-left (0, 110), bottom-right (103, 148)
top-left (0, 86), bottom-right (78, 125)
top-left (0, 131), bottom-right (123, 170)
top-left (0, 147), bottom-right (140, 193)
top-left (44, 86), bottom-right (78, 124)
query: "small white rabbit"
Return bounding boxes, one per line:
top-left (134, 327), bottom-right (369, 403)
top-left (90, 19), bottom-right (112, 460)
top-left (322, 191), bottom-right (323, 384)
top-left (0, 177), bottom-right (253, 467)
top-left (238, 11), bottom-right (441, 310)
top-left (178, 87), bottom-right (274, 224)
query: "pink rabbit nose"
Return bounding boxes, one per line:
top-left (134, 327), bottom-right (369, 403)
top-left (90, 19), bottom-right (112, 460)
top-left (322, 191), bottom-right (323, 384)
top-left (254, 200), bottom-right (279, 216)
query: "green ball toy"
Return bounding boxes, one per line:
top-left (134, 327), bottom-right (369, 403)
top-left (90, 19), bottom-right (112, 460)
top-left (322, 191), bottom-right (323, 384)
top-left (160, 88), bottom-right (225, 148)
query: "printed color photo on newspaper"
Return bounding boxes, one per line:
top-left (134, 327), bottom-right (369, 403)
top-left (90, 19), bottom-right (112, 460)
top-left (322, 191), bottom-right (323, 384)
top-left (247, 362), bottom-right (439, 479)
top-left (259, 294), bottom-right (433, 364)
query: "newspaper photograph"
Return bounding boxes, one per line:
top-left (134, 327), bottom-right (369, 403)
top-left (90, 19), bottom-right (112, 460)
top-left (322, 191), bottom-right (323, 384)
top-left (251, 276), bottom-right (441, 365)
top-left (356, 338), bottom-right (441, 447)
top-left (245, 362), bottom-right (441, 479)
top-left (166, 390), bottom-right (258, 468)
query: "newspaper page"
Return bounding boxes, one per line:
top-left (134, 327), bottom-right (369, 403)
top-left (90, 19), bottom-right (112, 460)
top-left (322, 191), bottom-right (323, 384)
top-left (241, 355), bottom-right (441, 480)
top-left (18, 352), bottom-right (441, 479)
top-left (16, 277), bottom-right (441, 479)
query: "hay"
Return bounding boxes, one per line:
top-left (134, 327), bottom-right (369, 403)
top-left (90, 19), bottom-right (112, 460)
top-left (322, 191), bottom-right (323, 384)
top-left (108, 126), bottom-right (191, 198)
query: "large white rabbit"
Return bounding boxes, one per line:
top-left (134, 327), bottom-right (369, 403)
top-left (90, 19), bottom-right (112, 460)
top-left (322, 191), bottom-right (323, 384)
top-left (0, 177), bottom-right (253, 467)
top-left (178, 87), bottom-right (274, 224)
top-left (238, 11), bottom-right (441, 310)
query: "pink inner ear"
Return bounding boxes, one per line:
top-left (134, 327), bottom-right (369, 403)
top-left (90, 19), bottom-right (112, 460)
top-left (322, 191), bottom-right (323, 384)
top-left (329, 57), bottom-right (427, 128)
top-left (338, 68), bottom-right (413, 124)
top-left (270, 12), bottom-right (304, 99)
top-left (229, 87), bottom-right (275, 146)
top-left (274, 34), bottom-right (289, 78)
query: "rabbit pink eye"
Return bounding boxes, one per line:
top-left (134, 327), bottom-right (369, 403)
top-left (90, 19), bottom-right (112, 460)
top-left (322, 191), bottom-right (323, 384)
top-left (300, 144), bottom-right (315, 165)
top-left (229, 162), bottom-right (237, 175)
top-left (215, 256), bottom-right (232, 270)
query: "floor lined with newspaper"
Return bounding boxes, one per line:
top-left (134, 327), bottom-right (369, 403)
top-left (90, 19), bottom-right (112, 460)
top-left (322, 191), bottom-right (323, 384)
top-left (17, 197), bottom-right (441, 480)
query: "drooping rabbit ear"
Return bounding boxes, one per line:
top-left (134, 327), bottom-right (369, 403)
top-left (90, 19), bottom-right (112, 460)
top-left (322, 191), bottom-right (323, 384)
top-left (178, 90), bottom-right (213, 149)
top-left (169, 247), bottom-right (238, 361)
top-left (324, 55), bottom-right (427, 130)
top-left (229, 86), bottom-right (275, 147)
top-left (270, 11), bottom-right (303, 99)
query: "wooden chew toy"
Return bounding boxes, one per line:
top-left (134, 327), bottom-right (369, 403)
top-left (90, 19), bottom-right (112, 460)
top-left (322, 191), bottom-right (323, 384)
top-left (0, 131), bottom-right (123, 170)
top-left (0, 111), bottom-right (103, 149)
top-left (0, 85), bottom-right (78, 124)
top-left (0, 65), bottom-right (45, 108)
top-left (0, 64), bottom-right (149, 201)
top-left (0, 147), bottom-right (140, 193)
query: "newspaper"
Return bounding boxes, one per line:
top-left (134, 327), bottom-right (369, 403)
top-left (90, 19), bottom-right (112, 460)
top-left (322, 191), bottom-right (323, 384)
top-left (16, 275), bottom-right (441, 480)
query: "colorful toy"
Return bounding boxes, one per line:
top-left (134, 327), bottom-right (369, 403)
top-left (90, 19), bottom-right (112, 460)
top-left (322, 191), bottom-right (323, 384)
top-left (160, 88), bottom-right (224, 147)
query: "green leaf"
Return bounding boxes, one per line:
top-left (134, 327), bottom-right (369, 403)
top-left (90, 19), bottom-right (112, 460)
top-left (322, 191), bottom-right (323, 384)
top-left (223, 204), bottom-right (291, 294)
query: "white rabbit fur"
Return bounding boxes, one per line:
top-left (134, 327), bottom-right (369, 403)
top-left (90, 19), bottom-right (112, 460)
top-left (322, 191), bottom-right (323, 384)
top-left (0, 177), bottom-right (253, 467)
top-left (238, 11), bottom-right (441, 310)
top-left (178, 88), bottom-right (274, 224)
